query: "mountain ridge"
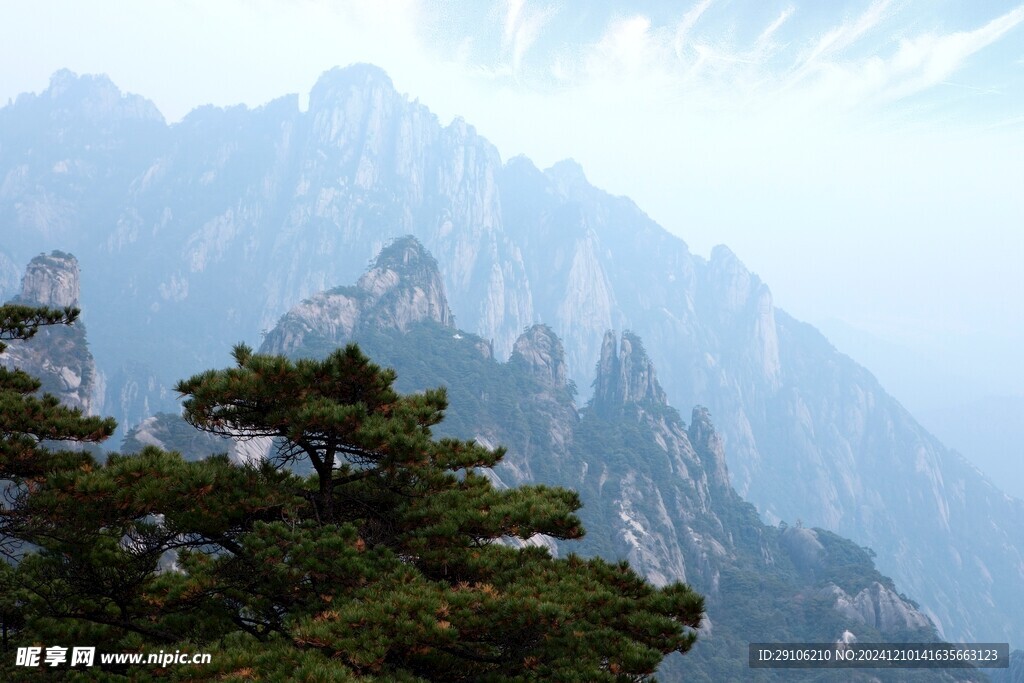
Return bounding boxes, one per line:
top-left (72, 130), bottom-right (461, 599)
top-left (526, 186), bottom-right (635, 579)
top-left (2, 65), bottom-right (1021, 646)
top-left (116, 238), bottom-right (963, 680)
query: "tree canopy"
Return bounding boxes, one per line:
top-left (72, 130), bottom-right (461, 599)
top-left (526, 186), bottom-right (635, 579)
top-left (2, 333), bottom-right (703, 681)
top-left (0, 304), bottom-right (115, 554)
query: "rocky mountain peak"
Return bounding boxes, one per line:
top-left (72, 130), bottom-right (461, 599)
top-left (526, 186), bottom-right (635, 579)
top-left (16, 251), bottom-right (80, 309)
top-left (364, 235), bottom-right (441, 281)
top-left (307, 64), bottom-right (404, 147)
top-left (545, 159), bottom-right (593, 200)
top-left (309, 64), bottom-right (395, 106)
top-left (37, 69), bottom-right (164, 124)
top-left (2, 251), bottom-right (101, 415)
top-left (707, 245), bottom-right (753, 313)
top-left (687, 406), bottom-right (732, 491)
top-left (592, 331), bottom-right (667, 413)
top-left (356, 236), bottom-right (454, 331)
top-left (260, 237), bottom-right (453, 355)
top-left (510, 324), bottom-right (568, 388)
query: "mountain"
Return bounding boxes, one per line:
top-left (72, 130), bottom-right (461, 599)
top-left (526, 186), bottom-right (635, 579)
top-left (133, 237), bottom-right (973, 681)
top-left (918, 395), bottom-right (1024, 502)
top-left (2, 66), bottom-right (1022, 646)
top-left (0, 251), bottom-right (103, 416)
top-left (814, 317), bottom-right (1024, 500)
top-left (261, 235), bottom-right (457, 356)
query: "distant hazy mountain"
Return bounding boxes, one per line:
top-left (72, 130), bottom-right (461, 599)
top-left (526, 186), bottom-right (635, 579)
top-left (919, 396), bottom-right (1024, 501)
top-left (2, 66), bottom-right (1022, 647)
top-left (131, 237), bottom-right (969, 681)
top-left (815, 317), bottom-right (1024, 500)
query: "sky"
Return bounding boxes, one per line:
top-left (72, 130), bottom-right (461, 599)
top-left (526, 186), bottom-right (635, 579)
top-left (2, 0), bottom-right (1023, 408)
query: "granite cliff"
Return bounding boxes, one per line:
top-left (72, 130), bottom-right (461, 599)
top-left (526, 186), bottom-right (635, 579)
top-left (0, 251), bottom-right (103, 415)
top-left (2, 66), bottom-right (1021, 645)
top-left (261, 235), bottom-right (455, 355)
top-left (241, 245), bottom-right (956, 680)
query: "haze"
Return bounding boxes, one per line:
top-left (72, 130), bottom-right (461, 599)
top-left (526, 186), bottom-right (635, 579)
top-left (3, 1), bottom-right (1022, 417)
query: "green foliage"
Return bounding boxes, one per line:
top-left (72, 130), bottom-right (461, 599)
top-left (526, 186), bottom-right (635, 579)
top-left (3, 339), bottom-right (703, 680)
top-left (0, 303), bottom-right (116, 533)
top-left (0, 304), bottom-right (80, 354)
top-left (0, 304), bottom-right (117, 662)
top-left (312, 324), bottom-right (958, 682)
top-left (120, 411), bottom-right (232, 461)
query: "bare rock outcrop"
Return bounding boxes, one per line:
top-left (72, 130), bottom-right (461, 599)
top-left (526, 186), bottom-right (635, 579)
top-left (2, 251), bottom-right (101, 414)
top-left (261, 236), bottom-right (454, 355)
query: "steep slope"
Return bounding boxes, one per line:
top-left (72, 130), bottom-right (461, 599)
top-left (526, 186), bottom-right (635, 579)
top-left (919, 395), bottom-right (1024, 501)
top-left (242, 243), bottom-right (971, 681)
top-left (261, 235), bottom-right (456, 355)
top-left (2, 66), bottom-right (1022, 645)
top-left (0, 251), bottom-right (103, 415)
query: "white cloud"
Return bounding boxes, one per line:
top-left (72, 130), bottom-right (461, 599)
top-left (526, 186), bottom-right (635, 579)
top-left (500, 0), bottom-right (556, 77)
top-left (673, 0), bottom-right (714, 60)
top-left (877, 5), bottom-right (1024, 102)
top-left (755, 6), bottom-right (795, 50)
top-left (792, 0), bottom-right (892, 78)
top-left (547, 0), bottom-right (1024, 125)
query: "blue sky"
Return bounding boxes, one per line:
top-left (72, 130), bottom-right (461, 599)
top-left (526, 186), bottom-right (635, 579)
top-left (2, 0), bottom-right (1023, 406)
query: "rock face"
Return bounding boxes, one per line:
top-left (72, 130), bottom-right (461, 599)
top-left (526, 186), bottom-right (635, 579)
top-left (261, 236), bottom-right (454, 355)
top-left (17, 250), bottom-right (80, 308)
top-left (825, 582), bottom-right (934, 633)
top-left (3, 66), bottom-right (1023, 645)
top-left (122, 413), bottom-right (273, 466)
top-left (1, 251), bottom-right (101, 414)
top-left (510, 323), bottom-right (568, 389)
top-left (135, 242), bottom-right (951, 679)
top-left (593, 331), bottom-right (668, 413)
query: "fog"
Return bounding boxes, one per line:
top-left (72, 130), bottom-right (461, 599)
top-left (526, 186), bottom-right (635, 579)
top-left (4, 0), bottom-right (1022, 446)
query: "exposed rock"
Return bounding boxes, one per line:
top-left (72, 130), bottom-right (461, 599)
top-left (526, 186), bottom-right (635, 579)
top-left (123, 413), bottom-right (274, 466)
top-left (823, 582), bottom-right (934, 633)
top-left (261, 236), bottom-right (454, 355)
top-left (703, 245), bottom-right (781, 388)
top-left (510, 324), bottom-right (568, 388)
top-left (988, 649), bottom-right (1024, 683)
top-left (42, 69), bottom-right (164, 124)
top-left (249, 293), bottom-right (953, 678)
top-left (593, 331), bottom-right (667, 413)
top-left (4, 64), bottom-right (1023, 647)
top-left (356, 236), bottom-right (454, 332)
top-left (0, 250), bottom-right (20, 302)
top-left (1, 251), bottom-right (100, 414)
top-left (779, 525), bottom-right (826, 575)
top-left (687, 406), bottom-right (734, 494)
top-left (16, 250), bottom-right (79, 308)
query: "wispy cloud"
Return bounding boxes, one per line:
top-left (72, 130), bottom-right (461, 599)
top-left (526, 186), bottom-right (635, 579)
top-left (791, 0), bottom-right (892, 80)
top-left (501, 0), bottom-right (556, 77)
top-left (874, 5), bottom-right (1024, 102)
top-left (543, 0), bottom-right (1024, 123)
top-left (673, 0), bottom-right (714, 60)
top-left (756, 6), bottom-right (795, 49)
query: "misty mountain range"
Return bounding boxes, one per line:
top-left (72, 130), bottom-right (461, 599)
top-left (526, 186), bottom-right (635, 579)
top-left (10, 241), bottom-right (973, 681)
top-left (1, 64), bottom-right (1022, 656)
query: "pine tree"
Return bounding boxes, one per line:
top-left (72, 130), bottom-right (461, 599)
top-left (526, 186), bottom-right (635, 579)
top-left (3, 340), bottom-right (704, 681)
top-left (0, 304), bottom-right (115, 551)
top-left (0, 304), bottom-right (116, 662)
top-left (178, 343), bottom-right (705, 680)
